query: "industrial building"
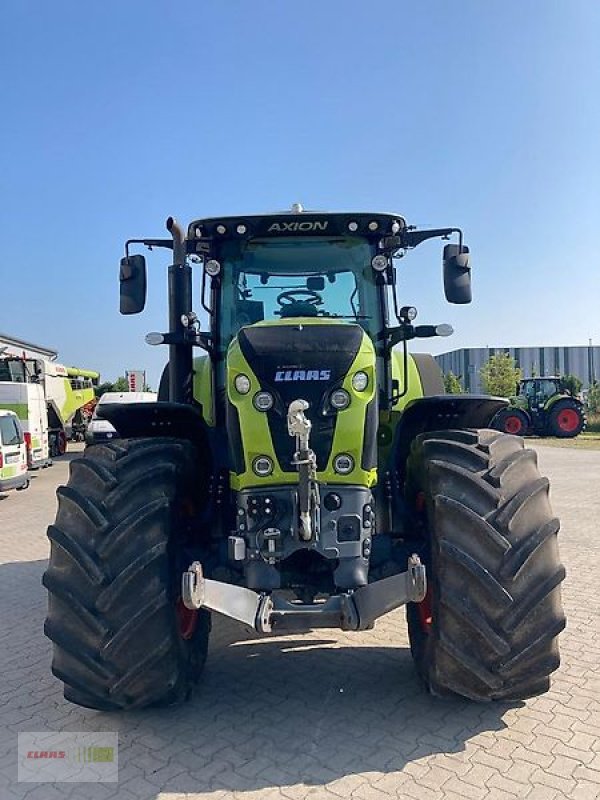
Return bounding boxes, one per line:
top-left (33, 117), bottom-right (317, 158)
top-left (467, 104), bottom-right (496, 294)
top-left (435, 345), bottom-right (599, 394)
top-left (0, 332), bottom-right (57, 361)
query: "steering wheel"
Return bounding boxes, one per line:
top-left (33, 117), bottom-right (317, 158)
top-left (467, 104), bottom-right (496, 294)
top-left (276, 289), bottom-right (324, 309)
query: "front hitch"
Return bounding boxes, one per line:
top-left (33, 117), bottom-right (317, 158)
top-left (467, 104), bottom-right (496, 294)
top-left (182, 555), bottom-right (427, 633)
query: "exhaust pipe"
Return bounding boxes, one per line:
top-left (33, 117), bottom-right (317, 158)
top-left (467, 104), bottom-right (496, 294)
top-left (165, 217), bottom-right (192, 404)
top-left (166, 216), bottom-right (186, 266)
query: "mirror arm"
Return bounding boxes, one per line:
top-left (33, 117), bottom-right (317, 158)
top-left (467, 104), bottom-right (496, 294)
top-left (402, 227), bottom-right (463, 250)
top-left (389, 338), bottom-right (410, 406)
top-left (152, 330), bottom-right (213, 354)
top-left (385, 323), bottom-right (415, 347)
top-left (125, 239), bottom-right (173, 258)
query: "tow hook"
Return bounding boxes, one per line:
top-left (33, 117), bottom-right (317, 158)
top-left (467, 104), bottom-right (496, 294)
top-left (407, 553), bottom-right (427, 601)
top-left (182, 561), bottom-right (205, 610)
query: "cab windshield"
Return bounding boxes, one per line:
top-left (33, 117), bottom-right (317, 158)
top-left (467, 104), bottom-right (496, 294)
top-left (217, 237), bottom-right (383, 352)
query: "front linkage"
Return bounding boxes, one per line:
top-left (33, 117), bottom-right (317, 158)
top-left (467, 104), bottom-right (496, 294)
top-left (182, 555), bottom-right (426, 634)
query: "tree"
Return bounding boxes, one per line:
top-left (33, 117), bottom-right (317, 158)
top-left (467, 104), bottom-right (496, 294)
top-left (560, 374), bottom-right (583, 398)
top-left (94, 376), bottom-right (128, 398)
top-left (94, 381), bottom-right (114, 399)
top-left (587, 382), bottom-right (600, 413)
top-left (443, 371), bottom-right (463, 394)
top-left (112, 376), bottom-right (129, 392)
top-left (480, 353), bottom-right (522, 397)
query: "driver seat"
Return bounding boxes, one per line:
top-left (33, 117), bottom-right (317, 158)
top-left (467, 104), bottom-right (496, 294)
top-left (279, 301), bottom-right (320, 318)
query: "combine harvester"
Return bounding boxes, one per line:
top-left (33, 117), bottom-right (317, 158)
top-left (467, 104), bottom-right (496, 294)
top-left (0, 355), bottom-right (99, 460)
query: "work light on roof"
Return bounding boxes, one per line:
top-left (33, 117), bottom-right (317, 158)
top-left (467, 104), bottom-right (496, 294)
top-left (216, 224), bottom-right (227, 235)
top-left (236, 224), bottom-right (247, 235)
top-left (348, 221), bottom-right (358, 232)
top-left (368, 221), bottom-right (379, 231)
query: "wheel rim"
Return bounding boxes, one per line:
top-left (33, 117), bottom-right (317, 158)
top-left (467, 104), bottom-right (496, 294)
top-left (504, 415), bottom-right (524, 434)
top-left (417, 585), bottom-right (433, 633)
top-left (176, 598), bottom-right (198, 640)
top-left (556, 408), bottom-right (580, 433)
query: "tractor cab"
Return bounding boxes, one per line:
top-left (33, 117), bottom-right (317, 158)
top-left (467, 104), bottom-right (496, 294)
top-left (518, 377), bottom-right (561, 409)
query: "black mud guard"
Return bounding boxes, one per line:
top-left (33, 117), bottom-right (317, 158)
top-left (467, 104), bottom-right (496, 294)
top-left (96, 402), bottom-right (211, 463)
top-left (411, 353), bottom-right (445, 396)
top-left (394, 394), bottom-right (508, 476)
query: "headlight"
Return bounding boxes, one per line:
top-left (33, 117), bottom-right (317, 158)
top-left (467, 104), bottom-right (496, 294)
top-left (252, 456), bottom-right (274, 477)
top-left (352, 371), bottom-right (369, 391)
top-left (333, 453), bottom-right (354, 475)
top-left (330, 389), bottom-right (350, 410)
top-left (253, 391), bottom-right (274, 412)
top-left (234, 374), bottom-right (251, 394)
top-left (371, 254), bottom-right (388, 272)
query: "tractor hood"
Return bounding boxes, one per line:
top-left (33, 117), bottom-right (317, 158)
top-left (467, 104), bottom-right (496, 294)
top-left (226, 319), bottom-right (377, 490)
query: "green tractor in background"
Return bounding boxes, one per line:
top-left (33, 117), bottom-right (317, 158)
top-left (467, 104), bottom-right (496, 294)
top-left (43, 207), bottom-right (565, 711)
top-left (493, 377), bottom-right (585, 438)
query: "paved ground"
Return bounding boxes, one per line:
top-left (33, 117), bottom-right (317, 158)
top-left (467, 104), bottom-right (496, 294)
top-left (1, 444), bottom-right (599, 800)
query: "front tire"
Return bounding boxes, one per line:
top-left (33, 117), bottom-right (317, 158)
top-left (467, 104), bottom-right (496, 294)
top-left (492, 408), bottom-right (529, 436)
top-left (405, 429), bottom-right (565, 701)
top-left (43, 437), bottom-right (211, 710)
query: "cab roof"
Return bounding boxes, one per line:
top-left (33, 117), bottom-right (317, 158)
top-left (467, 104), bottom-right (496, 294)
top-left (187, 209), bottom-right (407, 243)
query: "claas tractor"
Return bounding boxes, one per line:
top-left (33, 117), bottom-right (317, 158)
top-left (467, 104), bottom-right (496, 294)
top-left (493, 377), bottom-right (585, 439)
top-left (43, 207), bottom-right (565, 710)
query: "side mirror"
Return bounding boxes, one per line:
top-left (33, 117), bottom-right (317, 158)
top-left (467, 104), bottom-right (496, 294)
top-left (443, 244), bottom-right (471, 304)
top-left (119, 254), bottom-right (147, 315)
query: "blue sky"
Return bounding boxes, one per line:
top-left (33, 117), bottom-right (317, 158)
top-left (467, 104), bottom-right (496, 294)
top-left (1, 0), bottom-right (599, 386)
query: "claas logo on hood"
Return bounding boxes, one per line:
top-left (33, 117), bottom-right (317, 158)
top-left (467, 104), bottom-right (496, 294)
top-left (275, 369), bottom-right (332, 382)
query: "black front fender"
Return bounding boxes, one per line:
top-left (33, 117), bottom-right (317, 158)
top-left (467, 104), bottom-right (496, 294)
top-left (394, 394), bottom-right (508, 472)
top-left (96, 401), bottom-right (211, 456)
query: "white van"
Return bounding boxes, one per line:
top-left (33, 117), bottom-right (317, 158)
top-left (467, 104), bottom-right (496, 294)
top-left (0, 410), bottom-right (29, 492)
top-left (0, 382), bottom-right (49, 469)
top-left (86, 391), bottom-right (157, 444)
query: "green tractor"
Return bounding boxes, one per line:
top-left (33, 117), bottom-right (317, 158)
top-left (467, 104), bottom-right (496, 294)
top-left (493, 377), bottom-right (586, 438)
top-left (43, 208), bottom-right (565, 710)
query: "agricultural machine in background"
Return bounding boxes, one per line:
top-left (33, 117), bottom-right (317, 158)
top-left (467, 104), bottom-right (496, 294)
top-left (44, 207), bottom-right (565, 710)
top-left (0, 356), bottom-right (99, 458)
top-left (493, 376), bottom-right (585, 438)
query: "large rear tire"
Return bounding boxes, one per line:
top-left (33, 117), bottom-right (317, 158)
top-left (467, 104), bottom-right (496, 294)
top-left (405, 429), bottom-right (565, 701)
top-left (548, 399), bottom-right (585, 438)
top-left (43, 437), bottom-right (211, 710)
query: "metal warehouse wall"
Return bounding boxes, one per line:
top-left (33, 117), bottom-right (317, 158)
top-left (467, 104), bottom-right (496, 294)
top-left (435, 346), bottom-right (600, 393)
